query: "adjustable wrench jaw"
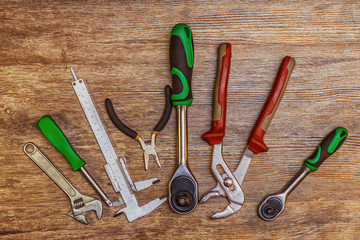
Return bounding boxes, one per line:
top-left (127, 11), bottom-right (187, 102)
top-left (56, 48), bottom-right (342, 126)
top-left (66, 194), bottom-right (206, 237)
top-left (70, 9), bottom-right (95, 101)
top-left (68, 192), bottom-right (103, 224)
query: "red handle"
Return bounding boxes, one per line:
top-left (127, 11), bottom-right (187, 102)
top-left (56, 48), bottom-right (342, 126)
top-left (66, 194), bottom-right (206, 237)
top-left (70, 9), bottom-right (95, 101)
top-left (248, 56), bottom-right (295, 153)
top-left (202, 43), bottom-right (231, 145)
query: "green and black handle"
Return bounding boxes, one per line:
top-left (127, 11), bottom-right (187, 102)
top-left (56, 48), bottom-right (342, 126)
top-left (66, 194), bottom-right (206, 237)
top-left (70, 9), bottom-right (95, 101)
top-left (304, 127), bottom-right (348, 171)
top-left (170, 23), bottom-right (194, 106)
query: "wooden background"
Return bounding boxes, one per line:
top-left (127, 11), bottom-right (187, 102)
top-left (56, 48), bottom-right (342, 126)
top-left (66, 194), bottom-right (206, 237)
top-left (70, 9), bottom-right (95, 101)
top-left (1, 1), bottom-right (359, 239)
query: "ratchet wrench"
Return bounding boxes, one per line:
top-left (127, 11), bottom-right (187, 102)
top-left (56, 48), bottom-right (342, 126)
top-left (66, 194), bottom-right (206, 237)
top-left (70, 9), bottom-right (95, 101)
top-left (259, 127), bottom-right (348, 221)
top-left (168, 23), bottom-right (198, 214)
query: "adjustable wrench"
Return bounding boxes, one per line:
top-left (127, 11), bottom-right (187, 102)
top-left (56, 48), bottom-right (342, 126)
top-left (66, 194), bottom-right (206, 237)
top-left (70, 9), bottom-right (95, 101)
top-left (201, 56), bottom-right (296, 218)
top-left (24, 143), bottom-right (102, 224)
top-left (168, 23), bottom-right (198, 214)
top-left (259, 127), bottom-right (348, 221)
top-left (201, 43), bottom-right (244, 218)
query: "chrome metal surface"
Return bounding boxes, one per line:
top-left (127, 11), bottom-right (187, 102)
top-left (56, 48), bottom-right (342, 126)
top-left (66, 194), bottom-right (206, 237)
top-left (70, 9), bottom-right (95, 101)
top-left (178, 105), bottom-right (187, 166)
top-left (210, 144), bottom-right (244, 205)
top-left (200, 143), bottom-right (244, 218)
top-left (283, 167), bottom-right (311, 195)
top-left (233, 146), bottom-right (255, 184)
top-left (168, 105), bottom-right (198, 214)
top-left (258, 167), bottom-right (312, 221)
top-left (79, 167), bottom-right (112, 207)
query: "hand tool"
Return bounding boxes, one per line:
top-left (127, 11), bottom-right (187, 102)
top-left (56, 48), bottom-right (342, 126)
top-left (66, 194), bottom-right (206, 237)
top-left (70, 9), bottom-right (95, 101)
top-left (168, 23), bottom-right (198, 214)
top-left (38, 115), bottom-right (112, 207)
top-left (24, 142), bottom-right (102, 224)
top-left (201, 43), bottom-right (245, 218)
top-left (259, 127), bottom-right (348, 221)
top-left (70, 68), bottom-right (166, 222)
top-left (105, 85), bottom-right (172, 170)
top-left (200, 56), bottom-right (296, 219)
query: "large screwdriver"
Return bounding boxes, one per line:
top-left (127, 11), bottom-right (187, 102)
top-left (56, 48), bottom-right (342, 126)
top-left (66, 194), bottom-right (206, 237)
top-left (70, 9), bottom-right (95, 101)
top-left (38, 115), bottom-right (112, 207)
top-left (168, 23), bottom-right (198, 214)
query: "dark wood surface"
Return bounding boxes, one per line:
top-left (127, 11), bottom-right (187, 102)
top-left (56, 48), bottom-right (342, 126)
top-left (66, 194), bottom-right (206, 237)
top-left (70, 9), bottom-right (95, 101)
top-left (1, 1), bottom-right (359, 239)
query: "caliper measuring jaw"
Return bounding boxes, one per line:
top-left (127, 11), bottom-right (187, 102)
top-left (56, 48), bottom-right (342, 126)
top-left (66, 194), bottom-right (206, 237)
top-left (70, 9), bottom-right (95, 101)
top-left (70, 68), bottom-right (167, 222)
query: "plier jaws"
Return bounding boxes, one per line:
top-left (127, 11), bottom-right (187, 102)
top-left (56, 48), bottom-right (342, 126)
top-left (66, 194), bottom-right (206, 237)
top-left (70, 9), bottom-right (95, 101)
top-left (200, 143), bottom-right (244, 218)
top-left (138, 132), bottom-right (161, 170)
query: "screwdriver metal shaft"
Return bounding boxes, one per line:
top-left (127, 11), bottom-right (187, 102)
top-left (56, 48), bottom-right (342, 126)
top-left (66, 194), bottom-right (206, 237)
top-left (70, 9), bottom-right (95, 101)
top-left (80, 167), bottom-right (112, 207)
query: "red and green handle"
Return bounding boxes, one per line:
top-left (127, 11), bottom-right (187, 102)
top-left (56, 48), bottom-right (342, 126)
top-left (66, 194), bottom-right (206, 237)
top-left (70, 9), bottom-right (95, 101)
top-left (305, 127), bottom-right (348, 172)
top-left (248, 56), bottom-right (296, 154)
top-left (202, 43), bottom-right (231, 145)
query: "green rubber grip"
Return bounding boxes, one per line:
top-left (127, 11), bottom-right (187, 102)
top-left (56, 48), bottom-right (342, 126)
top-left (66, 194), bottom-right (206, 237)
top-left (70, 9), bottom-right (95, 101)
top-left (37, 115), bottom-right (86, 171)
top-left (304, 127), bottom-right (348, 172)
top-left (170, 23), bottom-right (194, 106)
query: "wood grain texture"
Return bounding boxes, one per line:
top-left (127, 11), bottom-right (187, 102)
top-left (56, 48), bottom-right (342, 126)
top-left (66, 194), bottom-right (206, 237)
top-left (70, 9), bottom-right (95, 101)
top-left (1, 0), bottom-right (359, 239)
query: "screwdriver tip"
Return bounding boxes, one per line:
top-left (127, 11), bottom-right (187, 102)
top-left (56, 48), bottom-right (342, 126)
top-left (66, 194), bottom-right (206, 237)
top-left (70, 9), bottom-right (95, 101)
top-left (105, 199), bottom-right (113, 207)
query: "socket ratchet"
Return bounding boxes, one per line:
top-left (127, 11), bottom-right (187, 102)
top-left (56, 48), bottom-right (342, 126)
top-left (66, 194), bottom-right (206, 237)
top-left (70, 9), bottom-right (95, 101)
top-left (259, 127), bottom-right (348, 221)
top-left (168, 23), bottom-right (198, 214)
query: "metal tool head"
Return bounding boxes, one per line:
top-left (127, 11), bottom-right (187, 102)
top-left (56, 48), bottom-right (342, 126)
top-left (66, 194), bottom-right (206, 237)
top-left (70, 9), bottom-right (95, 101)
top-left (200, 185), bottom-right (224, 203)
top-left (212, 201), bottom-right (243, 219)
top-left (68, 194), bottom-right (103, 224)
top-left (258, 193), bottom-right (286, 221)
top-left (201, 144), bottom-right (245, 219)
top-left (200, 183), bottom-right (243, 219)
top-left (138, 136), bottom-right (161, 170)
top-left (169, 164), bottom-right (198, 214)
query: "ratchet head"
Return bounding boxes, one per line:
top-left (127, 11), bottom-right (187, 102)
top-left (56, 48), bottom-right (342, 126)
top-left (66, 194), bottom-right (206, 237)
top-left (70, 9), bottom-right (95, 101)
top-left (169, 165), bottom-right (198, 214)
top-left (258, 193), bottom-right (286, 221)
top-left (69, 194), bottom-right (103, 224)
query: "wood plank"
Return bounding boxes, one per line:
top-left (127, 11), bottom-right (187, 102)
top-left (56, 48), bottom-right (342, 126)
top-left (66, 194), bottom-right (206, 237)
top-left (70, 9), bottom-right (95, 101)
top-left (1, 0), bottom-right (359, 239)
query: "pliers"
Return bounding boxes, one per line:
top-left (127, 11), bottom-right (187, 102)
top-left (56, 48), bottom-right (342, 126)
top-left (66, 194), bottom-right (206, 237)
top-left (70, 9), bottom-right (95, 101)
top-left (201, 55), bottom-right (296, 219)
top-left (105, 86), bottom-right (172, 170)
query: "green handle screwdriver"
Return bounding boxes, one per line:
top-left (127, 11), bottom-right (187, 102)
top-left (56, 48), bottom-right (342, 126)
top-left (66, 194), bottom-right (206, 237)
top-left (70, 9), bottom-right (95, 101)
top-left (38, 115), bottom-right (112, 207)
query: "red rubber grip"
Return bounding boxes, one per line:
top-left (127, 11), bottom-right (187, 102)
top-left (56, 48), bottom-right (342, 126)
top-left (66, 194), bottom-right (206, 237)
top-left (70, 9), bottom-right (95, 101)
top-left (248, 56), bottom-right (295, 153)
top-left (202, 43), bottom-right (231, 145)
